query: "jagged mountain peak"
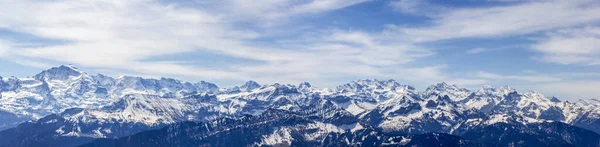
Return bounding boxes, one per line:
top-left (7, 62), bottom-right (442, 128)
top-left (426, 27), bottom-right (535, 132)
top-left (94, 73), bottom-right (108, 77)
top-left (57, 64), bottom-right (81, 71)
top-left (298, 81), bottom-right (311, 89)
top-left (461, 85), bottom-right (518, 113)
top-left (522, 90), bottom-right (552, 103)
top-left (425, 82), bottom-right (471, 101)
top-left (198, 80), bottom-right (217, 86)
top-left (435, 81), bottom-right (449, 86)
top-left (475, 85), bottom-right (515, 96)
top-left (33, 64), bottom-right (85, 81)
top-left (550, 96), bottom-right (561, 102)
top-left (159, 77), bottom-right (180, 82)
top-left (195, 80), bottom-right (219, 91)
top-left (86, 93), bottom-right (189, 125)
top-left (337, 79), bottom-right (415, 93)
top-left (6, 65), bottom-right (600, 147)
top-left (480, 85), bottom-right (514, 90)
top-left (354, 79), bottom-right (400, 85)
top-left (524, 90), bottom-right (544, 96)
top-left (575, 98), bottom-right (600, 108)
top-left (240, 80), bottom-right (261, 91)
top-left (115, 75), bottom-right (141, 80)
top-left (426, 82), bottom-right (463, 91)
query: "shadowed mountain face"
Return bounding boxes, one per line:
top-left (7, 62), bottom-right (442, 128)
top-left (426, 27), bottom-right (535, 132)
top-left (1, 66), bottom-right (600, 147)
top-left (81, 109), bottom-right (486, 147)
top-left (80, 110), bottom-right (597, 147)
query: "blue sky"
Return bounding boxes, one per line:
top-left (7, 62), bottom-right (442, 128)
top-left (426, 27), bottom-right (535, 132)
top-left (0, 0), bottom-right (600, 100)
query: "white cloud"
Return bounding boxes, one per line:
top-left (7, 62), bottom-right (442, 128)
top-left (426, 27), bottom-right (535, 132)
top-left (475, 71), bottom-right (562, 82)
top-left (446, 78), bottom-right (489, 87)
top-left (386, 0), bottom-right (600, 69)
top-left (521, 69), bottom-right (537, 74)
top-left (0, 0), bottom-right (597, 98)
top-left (291, 0), bottom-right (370, 14)
top-left (0, 41), bottom-right (57, 68)
top-left (532, 27), bottom-right (600, 65)
top-left (388, 0), bottom-right (444, 16)
top-left (199, 0), bottom-right (370, 27)
top-left (466, 48), bottom-right (486, 54)
top-left (533, 81), bottom-right (600, 100)
top-left (387, 0), bottom-right (600, 42)
top-left (389, 0), bottom-right (422, 14)
top-left (11, 59), bottom-right (54, 69)
top-left (0, 0), bottom-right (291, 80)
top-left (0, 0), bottom-right (444, 87)
top-left (0, 41), bottom-right (11, 57)
top-left (0, 0), bottom-right (251, 79)
top-left (553, 72), bottom-right (600, 78)
top-left (226, 29), bottom-right (440, 85)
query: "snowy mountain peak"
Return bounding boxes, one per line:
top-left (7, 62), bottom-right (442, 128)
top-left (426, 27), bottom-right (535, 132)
top-left (7, 65), bottom-right (600, 147)
top-left (337, 79), bottom-right (409, 93)
top-left (436, 81), bottom-right (449, 86)
top-left (426, 82), bottom-right (460, 91)
top-left (34, 65), bottom-right (85, 81)
top-left (93, 73), bottom-right (109, 79)
top-left (480, 85), bottom-right (514, 91)
top-left (475, 85), bottom-right (515, 96)
top-left (298, 81), bottom-right (311, 89)
top-left (425, 82), bottom-right (471, 101)
top-left (524, 90), bottom-right (546, 100)
top-left (463, 85), bottom-right (518, 112)
top-left (91, 94), bottom-right (188, 125)
top-left (196, 81), bottom-right (219, 92)
top-left (159, 77), bottom-right (181, 83)
top-left (267, 83), bottom-right (298, 92)
top-left (550, 96), bottom-right (561, 102)
top-left (575, 98), bottom-right (600, 108)
top-left (240, 80), bottom-right (261, 92)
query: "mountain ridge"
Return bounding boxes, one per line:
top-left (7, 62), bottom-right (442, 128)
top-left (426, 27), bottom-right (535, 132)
top-left (1, 65), bottom-right (600, 146)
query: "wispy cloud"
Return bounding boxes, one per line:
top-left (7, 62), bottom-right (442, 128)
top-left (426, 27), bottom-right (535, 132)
top-left (389, 0), bottom-right (424, 14)
top-left (534, 81), bottom-right (600, 100)
top-left (0, 41), bottom-right (11, 58)
top-left (532, 27), bottom-right (600, 65)
top-left (386, 0), bottom-right (600, 42)
top-left (0, 0), bottom-right (441, 86)
top-left (197, 0), bottom-right (371, 27)
top-left (475, 71), bottom-right (562, 82)
top-left (466, 48), bottom-right (487, 54)
top-left (388, 0), bottom-right (445, 16)
top-left (0, 0), bottom-right (599, 101)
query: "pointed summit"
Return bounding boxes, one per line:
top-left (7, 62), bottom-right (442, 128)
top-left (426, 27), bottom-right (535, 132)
top-left (298, 81), bottom-right (312, 90)
top-left (524, 90), bottom-right (545, 98)
top-left (438, 81), bottom-right (449, 86)
top-left (34, 65), bottom-right (84, 81)
top-left (425, 82), bottom-right (471, 101)
top-left (426, 82), bottom-right (456, 92)
top-left (240, 80), bottom-right (260, 92)
top-left (196, 81), bottom-right (219, 92)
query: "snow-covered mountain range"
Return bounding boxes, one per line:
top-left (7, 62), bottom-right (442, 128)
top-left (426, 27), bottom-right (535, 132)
top-left (1, 65), bottom-right (600, 146)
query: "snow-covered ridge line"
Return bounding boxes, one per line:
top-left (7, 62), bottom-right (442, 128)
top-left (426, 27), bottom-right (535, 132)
top-left (2, 65), bottom-right (600, 137)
